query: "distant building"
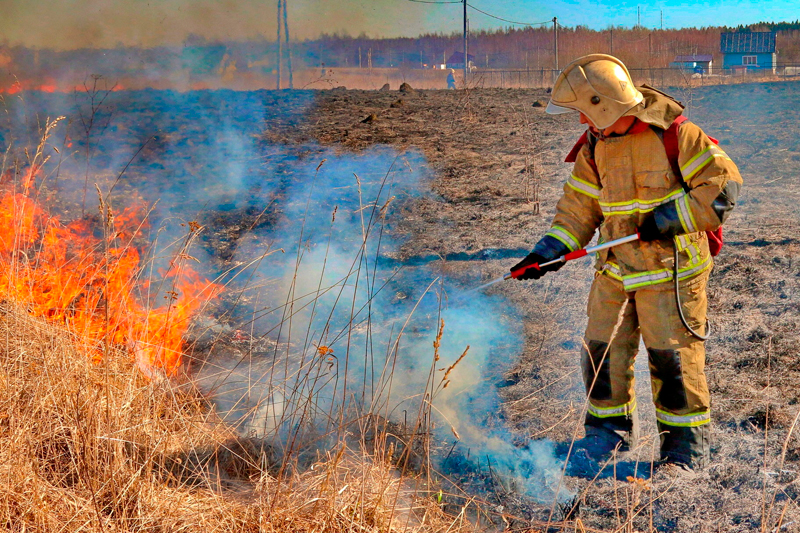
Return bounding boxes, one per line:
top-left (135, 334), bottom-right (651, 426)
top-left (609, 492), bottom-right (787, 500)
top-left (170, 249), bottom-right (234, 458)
top-left (670, 54), bottom-right (714, 74)
top-left (720, 31), bottom-right (777, 72)
top-left (446, 51), bottom-right (475, 71)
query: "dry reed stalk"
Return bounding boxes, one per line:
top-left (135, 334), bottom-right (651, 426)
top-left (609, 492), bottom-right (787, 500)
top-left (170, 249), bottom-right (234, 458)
top-left (0, 300), bottom-right (476, 532)
top-left (0, 137), bottom-right (476, 532)
top-left (545, 300), bottom-right (630, 529)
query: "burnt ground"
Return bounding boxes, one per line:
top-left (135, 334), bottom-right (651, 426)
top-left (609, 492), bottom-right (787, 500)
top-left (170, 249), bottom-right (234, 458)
top-left (262, 83), bottom-right (800, 532)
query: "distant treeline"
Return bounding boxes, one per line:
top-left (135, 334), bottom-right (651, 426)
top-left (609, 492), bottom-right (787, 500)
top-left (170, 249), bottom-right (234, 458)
top-left (728, 20), bottom-right (800, 33)
top-left (3, 23), bottom-right (800, 88)
top-left (309, 24), bottom-right (800, 71)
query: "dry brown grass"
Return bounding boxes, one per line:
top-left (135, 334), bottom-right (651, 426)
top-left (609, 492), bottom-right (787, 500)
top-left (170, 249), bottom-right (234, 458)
top-left (0, 301), bottom-right (475, 532)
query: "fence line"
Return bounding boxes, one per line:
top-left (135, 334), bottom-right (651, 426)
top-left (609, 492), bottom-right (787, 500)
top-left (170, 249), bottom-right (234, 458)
top-left (466, 65), bottom-right (800, 89)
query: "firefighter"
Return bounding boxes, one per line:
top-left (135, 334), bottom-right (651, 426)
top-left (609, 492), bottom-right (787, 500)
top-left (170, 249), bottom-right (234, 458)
top-left (512, 54), bottom-right (742, 472)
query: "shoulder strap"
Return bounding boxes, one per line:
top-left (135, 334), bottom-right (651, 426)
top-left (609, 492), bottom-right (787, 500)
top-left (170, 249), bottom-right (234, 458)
top-left (565, 131), bottom-right (589, 163)
top-left (663, 115), bottom-right (688, 182)
top-left (565, 130), bottom-right (599, 178)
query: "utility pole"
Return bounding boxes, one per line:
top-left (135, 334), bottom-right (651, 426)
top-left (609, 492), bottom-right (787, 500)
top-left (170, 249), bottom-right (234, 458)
top-left (463, 0), bottom-right (468, 83)
top-left (283, 0), bottom-right (293, 89)
top-left (276, 0), bottom-right (282, 90)
top-left (637, 5), bottom-right (640, 28)
top-left (553, 17), bottom-right (559, 71)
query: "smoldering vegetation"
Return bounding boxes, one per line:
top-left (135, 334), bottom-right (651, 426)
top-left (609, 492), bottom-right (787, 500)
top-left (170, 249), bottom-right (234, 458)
top-left (263, 82), bottom-right (800, 532)
top-left (0, 86), bottom-right (586, 531)
top-left (2, 77), bottom-right (800, 531)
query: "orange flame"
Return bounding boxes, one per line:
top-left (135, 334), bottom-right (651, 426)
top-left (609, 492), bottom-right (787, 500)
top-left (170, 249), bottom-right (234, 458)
top-left (0, 170), bottom-right (221, 375)
top-left (0, 79), bottom-right (59, 94)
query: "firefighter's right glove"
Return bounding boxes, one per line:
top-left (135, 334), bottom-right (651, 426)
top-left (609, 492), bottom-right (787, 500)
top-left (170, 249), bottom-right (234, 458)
top-left (637, 213), bottom-right (662, 242)
top-left (510, 252), bottom-right (563, 281)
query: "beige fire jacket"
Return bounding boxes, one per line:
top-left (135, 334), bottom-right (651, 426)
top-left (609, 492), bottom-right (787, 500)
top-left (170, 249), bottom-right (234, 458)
top-left (538, 86), bottom-right (743, 292)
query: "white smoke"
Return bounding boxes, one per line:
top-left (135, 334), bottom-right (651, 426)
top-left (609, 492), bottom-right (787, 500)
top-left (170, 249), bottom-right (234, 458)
top-left (0, 88), bottom-right (572, 503)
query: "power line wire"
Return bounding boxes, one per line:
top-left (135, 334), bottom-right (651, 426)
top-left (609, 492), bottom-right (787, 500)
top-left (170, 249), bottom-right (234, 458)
top-left (403, 0), bottom-right (554, 26)
top-left (467, 3), bottom-right (552, 26)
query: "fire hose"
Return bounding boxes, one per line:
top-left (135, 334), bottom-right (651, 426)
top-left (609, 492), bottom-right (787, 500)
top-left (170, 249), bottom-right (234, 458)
top-left (673, 242), bottom-right (710, 341)
top-left (498, 232), bottom-right (709, 340)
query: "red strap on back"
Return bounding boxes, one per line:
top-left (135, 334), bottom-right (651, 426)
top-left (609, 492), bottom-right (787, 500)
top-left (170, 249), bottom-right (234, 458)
top-left (565, 131), bottom-right (589, 163)
top-left (566, 119), bottom-right (651, 163)
top-left (566, 117), bottom-right (724, 255)
top-left (664, 115), bottom-right (723, 256)
top-left (664, 115), bottom-right (719, 176)
top-left (663, 115), bottom-right (688, 180)
top-left (627, 119), bottom-right (652, 135)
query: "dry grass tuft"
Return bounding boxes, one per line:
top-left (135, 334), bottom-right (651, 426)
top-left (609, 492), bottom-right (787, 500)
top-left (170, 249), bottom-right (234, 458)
top-left (0, 302), bottom-right (473, 532)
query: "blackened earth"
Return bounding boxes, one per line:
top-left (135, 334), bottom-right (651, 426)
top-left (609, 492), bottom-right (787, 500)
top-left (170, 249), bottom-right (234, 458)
top-left (4, 82), bottom-right (800, 531)
top-left (261, 83), bottom-right (800, 532)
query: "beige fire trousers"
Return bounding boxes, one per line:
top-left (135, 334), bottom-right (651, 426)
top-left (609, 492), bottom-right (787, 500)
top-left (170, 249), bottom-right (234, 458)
top-left (581, 269), bottom-right (711, 466)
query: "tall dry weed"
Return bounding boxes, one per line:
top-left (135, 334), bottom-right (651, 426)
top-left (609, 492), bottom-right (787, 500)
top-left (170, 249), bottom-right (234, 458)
top-left (0, 300), bottom-right (479, 532)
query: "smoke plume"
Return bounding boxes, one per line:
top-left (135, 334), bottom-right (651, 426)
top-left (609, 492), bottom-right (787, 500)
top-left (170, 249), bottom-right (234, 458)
top-left (0, 0), bottom-right (456, 50)
top-left (0, 88), bottom-right (571, 504)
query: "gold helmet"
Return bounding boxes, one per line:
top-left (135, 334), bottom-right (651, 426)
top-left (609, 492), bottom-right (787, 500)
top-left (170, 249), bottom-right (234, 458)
top-left (546, 54), bottom-right (643, 130)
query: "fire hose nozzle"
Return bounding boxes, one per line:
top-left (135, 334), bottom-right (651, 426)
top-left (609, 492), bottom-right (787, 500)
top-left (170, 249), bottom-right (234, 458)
top-left (505, 233), bottom-right (640, 281)
top-left (506, 258), bottom-right (560, 280)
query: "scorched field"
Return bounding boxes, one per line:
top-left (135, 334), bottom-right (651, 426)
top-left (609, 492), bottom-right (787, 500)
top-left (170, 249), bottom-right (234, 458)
top-left (0, 80), bottom-right (798, 532)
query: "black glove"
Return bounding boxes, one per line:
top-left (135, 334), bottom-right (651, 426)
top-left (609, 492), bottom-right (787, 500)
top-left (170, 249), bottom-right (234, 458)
top-left (510, 252), bottom-right (564, 280)
top-left (637, 212), bottom-right (662, 242)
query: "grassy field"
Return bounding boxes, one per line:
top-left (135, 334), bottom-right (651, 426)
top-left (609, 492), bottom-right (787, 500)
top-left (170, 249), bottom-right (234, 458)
top-left (1, 80), bottom-right (799, 532)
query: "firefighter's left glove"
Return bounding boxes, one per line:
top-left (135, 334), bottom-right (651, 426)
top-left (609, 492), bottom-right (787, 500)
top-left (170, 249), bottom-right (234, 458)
top-left (637, 213), bottom-right (662, 242)
top-left (510, 252), bottom-right (563, 281)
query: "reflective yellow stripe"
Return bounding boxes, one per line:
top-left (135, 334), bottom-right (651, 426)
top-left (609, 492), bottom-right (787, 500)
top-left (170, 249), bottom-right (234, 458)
top-left (621, 269), bottom-right (672, 290)
top-left (656, 408), bottom-right (710, 427)
top-left (686, 197), bottom-right (699, 233)
top-left (687, 243), bottom-right (700, 265)
top-left (588, 399), bottom-right (637, 419)
top-left (680, 146), bottom-right (711, 175)
top-left (681, 145), bottom-right (730, 181)
top-left (599, 189), bottom-right (684, 216)
top-left (675, 194), bottom-right (696, 234)
top-left (676, 255), bottom-right (713, 281)
top-left (603, 262), bottom-right (624, 281)
top-left (546, 225), bottom-right (581, 252)
top-left (601, 255), bottom-right (712, 291)
top-left (676, 235), bottom-right (701, 266)
top-left (567, 174), bottom-right (601, 199)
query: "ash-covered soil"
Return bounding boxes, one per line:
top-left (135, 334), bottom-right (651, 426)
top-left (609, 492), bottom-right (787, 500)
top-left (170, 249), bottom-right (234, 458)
top-left (263, 83), bottom-right (800, 532)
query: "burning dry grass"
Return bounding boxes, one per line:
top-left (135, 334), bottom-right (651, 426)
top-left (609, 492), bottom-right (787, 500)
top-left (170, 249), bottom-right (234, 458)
top-left (0, 117), bottom-right (224, 376)
top-left (0, 131), bottom-right (481, 531)
top-left (0, 300), bottom-right (476, 532)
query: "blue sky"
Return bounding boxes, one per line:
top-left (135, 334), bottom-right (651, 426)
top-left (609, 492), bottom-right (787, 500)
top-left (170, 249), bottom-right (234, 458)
top-left (1, 0), bottom-right (797, 50)
top-left (462, 0), bottom-right (799, 31)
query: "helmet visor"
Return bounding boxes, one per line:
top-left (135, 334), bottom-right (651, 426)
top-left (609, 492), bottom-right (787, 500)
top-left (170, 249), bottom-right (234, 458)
top-left (545, 101), bottom-right (577, 115)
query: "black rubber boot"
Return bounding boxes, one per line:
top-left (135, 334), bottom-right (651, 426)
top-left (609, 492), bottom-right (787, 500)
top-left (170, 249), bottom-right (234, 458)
top-left (584, 411), bottom-right (640, 453)
top-left (658, 422), bottom-right (711, 470)
top-left (555, 426), bottom-right (630, 478)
